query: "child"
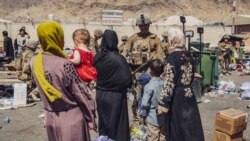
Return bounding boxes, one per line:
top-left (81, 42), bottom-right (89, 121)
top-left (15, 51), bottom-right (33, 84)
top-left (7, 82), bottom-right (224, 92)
top-left (141, 59), bottom-right (166, 141)
top-left (68, 29), bottom-right (97, 84)
top-left (137, 73), bottom-right (151, 123)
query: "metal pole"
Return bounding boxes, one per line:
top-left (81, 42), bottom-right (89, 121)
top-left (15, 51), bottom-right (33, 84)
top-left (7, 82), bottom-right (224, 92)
top-left (188, 36), bottom-right (191, 52)
top-left (199, 33), bottom-right (202, 73)
top-left (232, 0), bottom-right (237, 34)
top-left (183, 23), bottom-right (185, 33)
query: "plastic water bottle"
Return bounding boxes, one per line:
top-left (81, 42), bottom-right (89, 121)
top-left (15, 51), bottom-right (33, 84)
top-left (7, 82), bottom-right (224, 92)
top-left (247, 105), bottom-right (250, 109)
top-left (3, 117), bottom-right (10, 124)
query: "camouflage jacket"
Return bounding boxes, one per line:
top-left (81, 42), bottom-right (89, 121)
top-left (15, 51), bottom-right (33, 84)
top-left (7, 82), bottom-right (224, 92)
top-left (219, 42), bottom-right (232, 55)
top-left (89, 37), bottom-right (99, 54)
top-left (15, 49), bottom-right (34, 81)
top-left (119, 43), bottom-right (126, 54)
top-left (124, 32), bottom-right (162, 64)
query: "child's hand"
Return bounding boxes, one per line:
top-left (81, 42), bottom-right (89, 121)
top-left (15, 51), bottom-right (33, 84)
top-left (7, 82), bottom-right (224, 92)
top-left (157, 106), bottom-right (169, 114)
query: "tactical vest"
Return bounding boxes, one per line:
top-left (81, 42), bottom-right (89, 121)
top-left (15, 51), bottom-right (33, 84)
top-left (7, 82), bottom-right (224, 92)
top-left (219, 42), bottom-right (232, 56)
top-left (161, 40), bottom-right (169, 59)
top-left (130, 34), bottom-right (158, 65)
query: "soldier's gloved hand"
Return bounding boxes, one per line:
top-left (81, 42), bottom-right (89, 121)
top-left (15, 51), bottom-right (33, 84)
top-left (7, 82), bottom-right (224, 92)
top-left (139, 116), bottom-right (146, 125)
top-left (149, 55), bottom-right (156, 60)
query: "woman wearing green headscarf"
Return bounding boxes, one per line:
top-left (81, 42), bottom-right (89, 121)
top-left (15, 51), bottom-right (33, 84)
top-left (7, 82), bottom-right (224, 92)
top-left (31, 21), bottom-right (96, 141)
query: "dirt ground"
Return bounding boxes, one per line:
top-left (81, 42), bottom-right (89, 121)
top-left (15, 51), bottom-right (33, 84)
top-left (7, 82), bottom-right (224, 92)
top-left (0, 71), bottom-right (250, 141)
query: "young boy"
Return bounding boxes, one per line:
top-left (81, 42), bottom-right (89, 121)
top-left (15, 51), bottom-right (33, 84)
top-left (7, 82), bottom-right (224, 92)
top-left (141, 59), bottom-right (166, 141)
top-left (137, 73), bottom-right (151, 123)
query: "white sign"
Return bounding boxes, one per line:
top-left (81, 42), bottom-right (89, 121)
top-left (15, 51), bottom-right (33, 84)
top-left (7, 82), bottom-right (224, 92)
top-left (13, 83), bottom-right (27, 105)
top-left (102, 10), bottom-right (123, 25)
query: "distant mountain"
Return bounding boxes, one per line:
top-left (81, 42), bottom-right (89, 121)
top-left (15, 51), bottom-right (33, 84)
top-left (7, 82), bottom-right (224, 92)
top-left (0, 0), bottom-right (250, 23)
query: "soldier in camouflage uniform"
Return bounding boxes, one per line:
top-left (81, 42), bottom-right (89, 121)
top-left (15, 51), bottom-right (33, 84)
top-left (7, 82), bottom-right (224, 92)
top-left (125, 14), bottom-right (162, 65)
top-left (89, 29), bottom-right (103, 54)
top-left (119, 35), bottom-right (128, 54)
top-left (124, 14), bottom-right (162, 120)
top-left (15, 40), bottom-right (40, 101)
top-left (219, 35), bottom-right (233, 74)
top-left (161, 31), bottom-right (170, 61)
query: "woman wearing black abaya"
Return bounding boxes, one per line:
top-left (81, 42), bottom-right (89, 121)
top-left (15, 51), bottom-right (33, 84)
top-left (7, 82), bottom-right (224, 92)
top-left (158, 28), bottom-right (205, 141)
top-left (94, 30), bottom-right (133, 141)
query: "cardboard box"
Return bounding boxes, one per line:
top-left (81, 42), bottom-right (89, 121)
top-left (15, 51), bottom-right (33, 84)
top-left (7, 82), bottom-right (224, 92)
top-left (213, 130), bottom-right (243, 141)
top-left (215, 108), bottom-right (248, 135)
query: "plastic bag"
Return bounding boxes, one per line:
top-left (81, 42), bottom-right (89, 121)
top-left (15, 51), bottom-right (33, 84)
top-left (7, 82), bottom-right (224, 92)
top-left (130, 124), bottom-right (147, 141)
top-left (241, 90), bottom-right (250, 100)
top-left (239, 82), bottom-right (250, 100)
top-left (92, 136), bottom-right (114, 141)
top-left (240, 82), bottom-right (250, 91)
top-left (217, 81), bottom-right (236, 94)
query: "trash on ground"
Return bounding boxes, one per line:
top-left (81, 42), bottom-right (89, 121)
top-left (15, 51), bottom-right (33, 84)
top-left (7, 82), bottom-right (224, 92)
top-left (130, 122), bottom-right (147, 141)
top-left (244, 61), bottom-right (250, 71)
top-left (3, 117), bottom-right (10, 124)
top-left (244, 70), bottom-right (250, 75)
top-left (0, 98), bottom-right (14, 107)
top-left (239, 82), bottom-right (250, 101)
top-left (205, 91), bottom-right (218, 98)
top-left (0, 102), bottom-right (36, 110)
top-left (247, 105), bottom-right (250, 109)
top-left (217, 81), bottom-right (237, 95)
top-left (202, 98), bottom-right (211, 103)
top-left (229, 64), bottom-right (237, 71)
top-left (38, 113), bottom-right (45, 118)
top-left (92, 136), bottom-right (114, 141)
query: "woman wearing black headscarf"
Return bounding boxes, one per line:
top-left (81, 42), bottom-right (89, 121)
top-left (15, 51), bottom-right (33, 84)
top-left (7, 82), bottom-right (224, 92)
top-left (94, 30), bottom-right (132, 141)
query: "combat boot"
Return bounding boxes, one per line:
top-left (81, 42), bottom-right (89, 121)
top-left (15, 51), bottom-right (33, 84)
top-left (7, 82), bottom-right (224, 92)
top-left (30, 92), bottom-right (41, 102)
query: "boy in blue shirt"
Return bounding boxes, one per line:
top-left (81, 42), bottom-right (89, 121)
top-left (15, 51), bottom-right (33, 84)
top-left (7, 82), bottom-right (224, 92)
top-left (141, 59), bottom-right (166, 141)
top-left (137, 73), bottom-right (151, 123)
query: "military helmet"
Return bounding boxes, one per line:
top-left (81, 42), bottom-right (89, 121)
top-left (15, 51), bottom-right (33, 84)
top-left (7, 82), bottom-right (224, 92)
top-left (223, 35), bottom-right (230, 39)
top-left (26, 40), bottom-right (39, 49)
top-left (162, 31), bottom-right (168, 37)
top-left (136, 14), bottom-right (152, 26)
top-left (94, 29), bottom-right (103, 38)
top-left (121, 35), bottom-right (128, 41)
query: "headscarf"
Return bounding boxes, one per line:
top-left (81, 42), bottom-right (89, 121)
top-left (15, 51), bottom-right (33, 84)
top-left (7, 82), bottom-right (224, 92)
top-left (100, 30), bottom-right (119, 52)
top-left (94, 30), bottom-right (132, 91)
top-left (33, 21), bottom-right (66, 102)
top-left (94, 30), bottom-right (119, 64)
top-left (167, 28), bottom-right (186, 53)
top-left (37, 21), bottom-right (66, 57)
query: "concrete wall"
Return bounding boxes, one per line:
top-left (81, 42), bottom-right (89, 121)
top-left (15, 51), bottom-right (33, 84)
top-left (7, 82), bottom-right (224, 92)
top-left (0, 22), bottom-right (231, 48)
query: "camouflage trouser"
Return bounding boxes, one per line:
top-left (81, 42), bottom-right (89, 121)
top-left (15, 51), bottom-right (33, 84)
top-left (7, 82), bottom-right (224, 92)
top-left (27, 80), bottom-right (40, 100)
top-left (131, 82), bottom-right (140, 118)
top-left (130, 64), bottom-right (150, 119)
top-left (131, 69), bottom-right (147, 119)
top-left (219, 55), bottom-right (229, 73)
top-left (29, 87), bottom-right (39, 96)
top-left (219, 58), bottom-right (226, 73)
top-left (27, 80), bottom-right (33, 94)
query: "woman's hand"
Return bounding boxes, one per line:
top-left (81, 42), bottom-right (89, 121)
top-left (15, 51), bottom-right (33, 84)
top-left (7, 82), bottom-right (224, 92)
top-left (157, 105), bottom-right (169, 114)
